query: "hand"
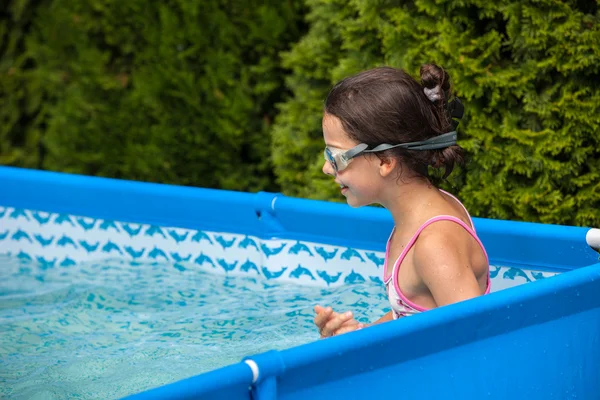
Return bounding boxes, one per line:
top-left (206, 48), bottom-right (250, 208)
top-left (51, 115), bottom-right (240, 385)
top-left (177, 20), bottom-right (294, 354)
top-left (313, 305), bottom-right (366, 338)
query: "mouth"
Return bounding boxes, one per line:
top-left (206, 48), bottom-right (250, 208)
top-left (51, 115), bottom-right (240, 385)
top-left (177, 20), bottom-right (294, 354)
top-left (338, 183), bottom-right (349, 191)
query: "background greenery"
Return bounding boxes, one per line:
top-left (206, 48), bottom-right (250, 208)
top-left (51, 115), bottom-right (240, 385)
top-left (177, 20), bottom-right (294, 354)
top-left (2, 0), bottom-right (599, 227)
top-left (1, 0), bottom-right (304, 191)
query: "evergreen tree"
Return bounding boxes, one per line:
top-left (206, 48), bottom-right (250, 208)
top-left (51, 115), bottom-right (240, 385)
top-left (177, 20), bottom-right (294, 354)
top-left (1, 0), bottom-right (304, 192)
top-left (272, 0), bottom-right (600, 226)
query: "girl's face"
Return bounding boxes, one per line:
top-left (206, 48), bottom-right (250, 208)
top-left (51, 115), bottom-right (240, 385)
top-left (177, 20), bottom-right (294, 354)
top-left (321, 113), bottom-right (383, 208)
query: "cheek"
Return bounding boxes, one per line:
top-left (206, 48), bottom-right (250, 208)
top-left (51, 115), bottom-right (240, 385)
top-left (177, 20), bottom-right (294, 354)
top-left (347, 173), bottom-right (378, 193)
top-left (341, 159), bottom-right (381, 193)
top-left (345, 173), bottom-right (367, 189)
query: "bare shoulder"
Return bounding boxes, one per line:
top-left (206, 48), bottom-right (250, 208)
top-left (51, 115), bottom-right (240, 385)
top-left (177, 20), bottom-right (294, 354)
top-left (410, 219), bottom-right (483, 306)
top-left (411, 220), bottom-right (470, 274)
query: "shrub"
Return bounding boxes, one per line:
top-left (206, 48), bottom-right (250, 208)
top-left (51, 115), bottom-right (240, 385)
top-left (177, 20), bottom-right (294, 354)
top-left (1, 0), bottom-right (304, 192)
top-left (272, 0), bottom-right (600, 227)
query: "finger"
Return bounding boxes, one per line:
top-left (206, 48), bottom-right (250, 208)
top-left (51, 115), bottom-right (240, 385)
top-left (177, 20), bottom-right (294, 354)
top-left (314, 305), bottom-right (335, 315)
top-left (313, 307), bottom-right (333, 328)
top-left (333, 324), bottom-right (361, 336)
top-left (340, 318), bottom-right (359, 328)
top-left (316, 310), bottom-right (348, 337)
top-left (333, 320), bottom-right (367, 336)
top-left (314, 305), bottom-right (332, 315)
top-left (322, 311), bottom-right (354, 337)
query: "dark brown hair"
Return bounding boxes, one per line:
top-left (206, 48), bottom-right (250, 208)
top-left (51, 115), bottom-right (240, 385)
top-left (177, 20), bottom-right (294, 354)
top-left (324, 64), bottom-right (464, 181)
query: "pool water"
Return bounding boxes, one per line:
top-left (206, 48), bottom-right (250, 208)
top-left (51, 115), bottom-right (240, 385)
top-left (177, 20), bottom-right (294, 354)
top-left (0, 254), bottom-right (389, 399)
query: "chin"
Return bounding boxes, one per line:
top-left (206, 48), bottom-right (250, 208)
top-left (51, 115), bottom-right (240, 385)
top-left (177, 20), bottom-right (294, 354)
top-left (345, 196), bottom-right (369, 208)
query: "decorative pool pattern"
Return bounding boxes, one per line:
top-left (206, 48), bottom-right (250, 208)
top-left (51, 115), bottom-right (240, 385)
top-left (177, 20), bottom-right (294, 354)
top-left (0, 206), bottom-right (558, 291)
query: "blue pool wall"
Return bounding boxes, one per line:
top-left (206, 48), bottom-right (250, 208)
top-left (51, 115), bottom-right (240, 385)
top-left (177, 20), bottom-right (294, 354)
top-left (1, 166), bottom-right (598, 290)
top-left (2, 166), bottom-right (600, 400)
top-left (125, 261), bottom-right (600, 400)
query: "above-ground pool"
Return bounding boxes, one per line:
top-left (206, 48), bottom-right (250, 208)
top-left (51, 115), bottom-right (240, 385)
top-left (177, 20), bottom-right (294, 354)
top-left (1, 166), bottom-right (599, 399)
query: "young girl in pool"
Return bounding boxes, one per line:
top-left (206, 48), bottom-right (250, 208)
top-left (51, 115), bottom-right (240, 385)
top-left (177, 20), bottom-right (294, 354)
top-left (314, 64), bottom-right (490, 338)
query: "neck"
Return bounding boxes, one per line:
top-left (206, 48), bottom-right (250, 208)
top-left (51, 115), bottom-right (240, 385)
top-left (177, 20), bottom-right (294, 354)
top-left (379, 176), bottom-right (441, 229)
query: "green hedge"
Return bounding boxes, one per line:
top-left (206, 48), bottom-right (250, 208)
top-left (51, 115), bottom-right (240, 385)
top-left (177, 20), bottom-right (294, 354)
top-left (1, 0), bottom-right (304, 191)
top-left (2, 0), bottom-right (599, 227)
top-left (272, 0), bottom-right (600, 227)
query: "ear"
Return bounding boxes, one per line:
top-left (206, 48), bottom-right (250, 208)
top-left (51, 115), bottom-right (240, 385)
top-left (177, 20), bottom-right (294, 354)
top-left (378, 156), bottom-right (397, 177)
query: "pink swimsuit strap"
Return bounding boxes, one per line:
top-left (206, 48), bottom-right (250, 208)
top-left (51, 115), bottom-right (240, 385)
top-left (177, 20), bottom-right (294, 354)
top-left (382, 189), bottom-right (479, 283)
top-left (382, 216), bottom-right (491, 316)
top-left (439, 189), bottom-right (474, 228)
top-left (391, 215), bottom-right (490, 312)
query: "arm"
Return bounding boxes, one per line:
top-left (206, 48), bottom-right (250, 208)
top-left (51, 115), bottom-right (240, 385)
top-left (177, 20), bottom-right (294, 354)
top-left (412, 222), bottom-right (482, 307)
top-left (314, 306), bottom-right (394, 338)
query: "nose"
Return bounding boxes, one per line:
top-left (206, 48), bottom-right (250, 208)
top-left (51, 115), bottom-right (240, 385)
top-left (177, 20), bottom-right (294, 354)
top-left (322, 160), bottom-right (335, 177)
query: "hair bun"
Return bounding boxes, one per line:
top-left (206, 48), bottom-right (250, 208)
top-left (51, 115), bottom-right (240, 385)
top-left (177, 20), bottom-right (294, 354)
top-left (433, 145), bottom-right (465, 179)
top-left (420, 64), bottom-right (450, 103)
top-left (423, 86), bottom-right (442, 102)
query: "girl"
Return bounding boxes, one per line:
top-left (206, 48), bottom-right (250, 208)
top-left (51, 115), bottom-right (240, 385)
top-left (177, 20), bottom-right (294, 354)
top-left (314, 64), bottom-right (490, 338)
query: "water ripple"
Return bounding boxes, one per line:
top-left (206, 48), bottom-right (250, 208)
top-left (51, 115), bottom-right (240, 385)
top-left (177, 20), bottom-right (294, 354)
top-left (0, 254), bottom-right (389, 399)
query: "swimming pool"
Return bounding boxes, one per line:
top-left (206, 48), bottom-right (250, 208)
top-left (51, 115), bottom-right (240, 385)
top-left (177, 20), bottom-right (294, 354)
top-left (0, 205), bottom-right (555, 398)
top-left (1, 166), bottom-right (599, 399)
top-left (0, 254), bottom-right (390, 398)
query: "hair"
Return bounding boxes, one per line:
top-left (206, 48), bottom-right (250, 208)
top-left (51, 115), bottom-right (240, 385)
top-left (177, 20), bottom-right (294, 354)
top-left (324, 64), bottom-right (465, 182)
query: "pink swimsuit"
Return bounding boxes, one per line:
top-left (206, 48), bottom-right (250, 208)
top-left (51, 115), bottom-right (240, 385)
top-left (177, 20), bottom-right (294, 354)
top-left (383, 190), bottom-right (491, 319)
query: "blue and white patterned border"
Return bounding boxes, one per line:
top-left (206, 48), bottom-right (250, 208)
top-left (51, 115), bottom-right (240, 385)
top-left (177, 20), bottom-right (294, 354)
top-left (0, 206), bottom-right (558, 290)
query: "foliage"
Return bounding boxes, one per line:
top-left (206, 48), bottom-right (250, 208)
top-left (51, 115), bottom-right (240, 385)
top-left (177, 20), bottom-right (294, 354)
top-left (1, 0), bottom-right (304, 191)
top-left (272, 0), bottom-right (600, 226)
top-left (2, 0), bottom-right (599, 226)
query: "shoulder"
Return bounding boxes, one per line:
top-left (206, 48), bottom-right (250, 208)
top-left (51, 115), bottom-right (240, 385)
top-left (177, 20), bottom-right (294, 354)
top-left (410, 218), bottom-right (482, 305)
top-left (411, 218), bottom-right (472, 280)
top-left (412, 220), bottom-right (481, 306)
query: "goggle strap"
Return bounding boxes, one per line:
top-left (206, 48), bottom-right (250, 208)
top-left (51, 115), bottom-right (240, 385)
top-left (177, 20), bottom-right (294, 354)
top-left (343, 143), bottom-right (369, 159)
top-left (363, 131), bottom-right (457, 153)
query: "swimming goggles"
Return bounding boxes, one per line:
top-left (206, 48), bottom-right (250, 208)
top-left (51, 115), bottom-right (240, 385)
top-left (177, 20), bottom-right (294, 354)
top-left (323, 131), bottom-right (457, 173)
